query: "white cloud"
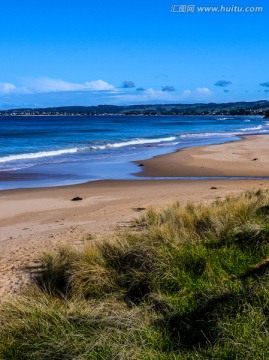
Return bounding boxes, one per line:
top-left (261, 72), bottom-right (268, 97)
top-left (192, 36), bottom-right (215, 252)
top-left (23, 77), bottom-right (116, 93)
top-left (83, 80), bottom-right (115, 91)
top-left (0, 82), bottom-right (16, 94)
top-left (196, 87), bottom-right (212, 95)
top-left (181, 87), bottom-right (212, 100)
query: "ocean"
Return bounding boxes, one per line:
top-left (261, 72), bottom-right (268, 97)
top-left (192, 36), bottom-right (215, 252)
top-left (0, 115), bottom-right (268, 190)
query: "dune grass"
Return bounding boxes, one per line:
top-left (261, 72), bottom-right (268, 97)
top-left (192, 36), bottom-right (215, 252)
top-left (1, 190), bottom-right (269, 359)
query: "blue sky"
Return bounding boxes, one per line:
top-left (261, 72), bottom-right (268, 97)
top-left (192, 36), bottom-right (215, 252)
top-left (0, 0), bottom-right (268, 108)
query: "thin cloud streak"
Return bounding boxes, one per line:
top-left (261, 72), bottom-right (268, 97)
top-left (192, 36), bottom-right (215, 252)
top-left (0, 78), bottom-right (117, 95)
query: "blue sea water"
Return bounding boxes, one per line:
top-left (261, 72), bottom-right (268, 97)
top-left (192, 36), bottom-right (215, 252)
top-left (0, 115), bottom-right (268, 189)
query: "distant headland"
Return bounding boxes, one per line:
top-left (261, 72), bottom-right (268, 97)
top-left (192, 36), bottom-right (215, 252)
top-left (1, 100), bottom-right (269, 117)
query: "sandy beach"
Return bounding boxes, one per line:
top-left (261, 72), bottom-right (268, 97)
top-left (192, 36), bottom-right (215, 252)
top-left (136, 135), bottom-right (269, 177)
top-left (1, 134), bottom-right (269, 296)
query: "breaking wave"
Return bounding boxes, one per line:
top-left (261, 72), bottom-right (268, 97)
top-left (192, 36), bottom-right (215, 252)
top-left (90, 137), bottom-right (177, 150)
top-left (0, 148), bottom-right (81, 163)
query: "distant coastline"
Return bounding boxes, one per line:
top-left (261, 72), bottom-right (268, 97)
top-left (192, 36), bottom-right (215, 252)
top-left (1, 100), bottom-right (269, 117)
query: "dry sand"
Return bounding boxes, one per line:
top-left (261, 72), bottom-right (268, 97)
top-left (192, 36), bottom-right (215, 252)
top-left (136, 135), bottom-right (269, 177)
top-left (1, 134), bottom-right (269, 296)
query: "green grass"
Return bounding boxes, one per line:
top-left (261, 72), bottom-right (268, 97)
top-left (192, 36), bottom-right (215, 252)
top-left (1, 190), bottom-right (269, 359)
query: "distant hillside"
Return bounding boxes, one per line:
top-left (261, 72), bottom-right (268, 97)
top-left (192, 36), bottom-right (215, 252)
top-left (1, 100), bottom-right (269, 116)
top-left (265, 110), bottom-right (269, 118)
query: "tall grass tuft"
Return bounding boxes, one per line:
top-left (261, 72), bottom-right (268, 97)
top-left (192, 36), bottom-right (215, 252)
top-left (34, 245), bottom-right (78, 296)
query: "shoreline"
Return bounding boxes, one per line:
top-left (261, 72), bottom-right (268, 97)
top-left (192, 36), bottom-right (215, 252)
top-left (0, 133), bottom-right (266, 191)
top-left (135, 134), bottom-right (269, 178)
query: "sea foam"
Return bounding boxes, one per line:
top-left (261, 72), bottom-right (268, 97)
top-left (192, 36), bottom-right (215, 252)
top-left (0, 148), bottom-right (81, 163)
top-left (90, 137), bottom-right (177, 150)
